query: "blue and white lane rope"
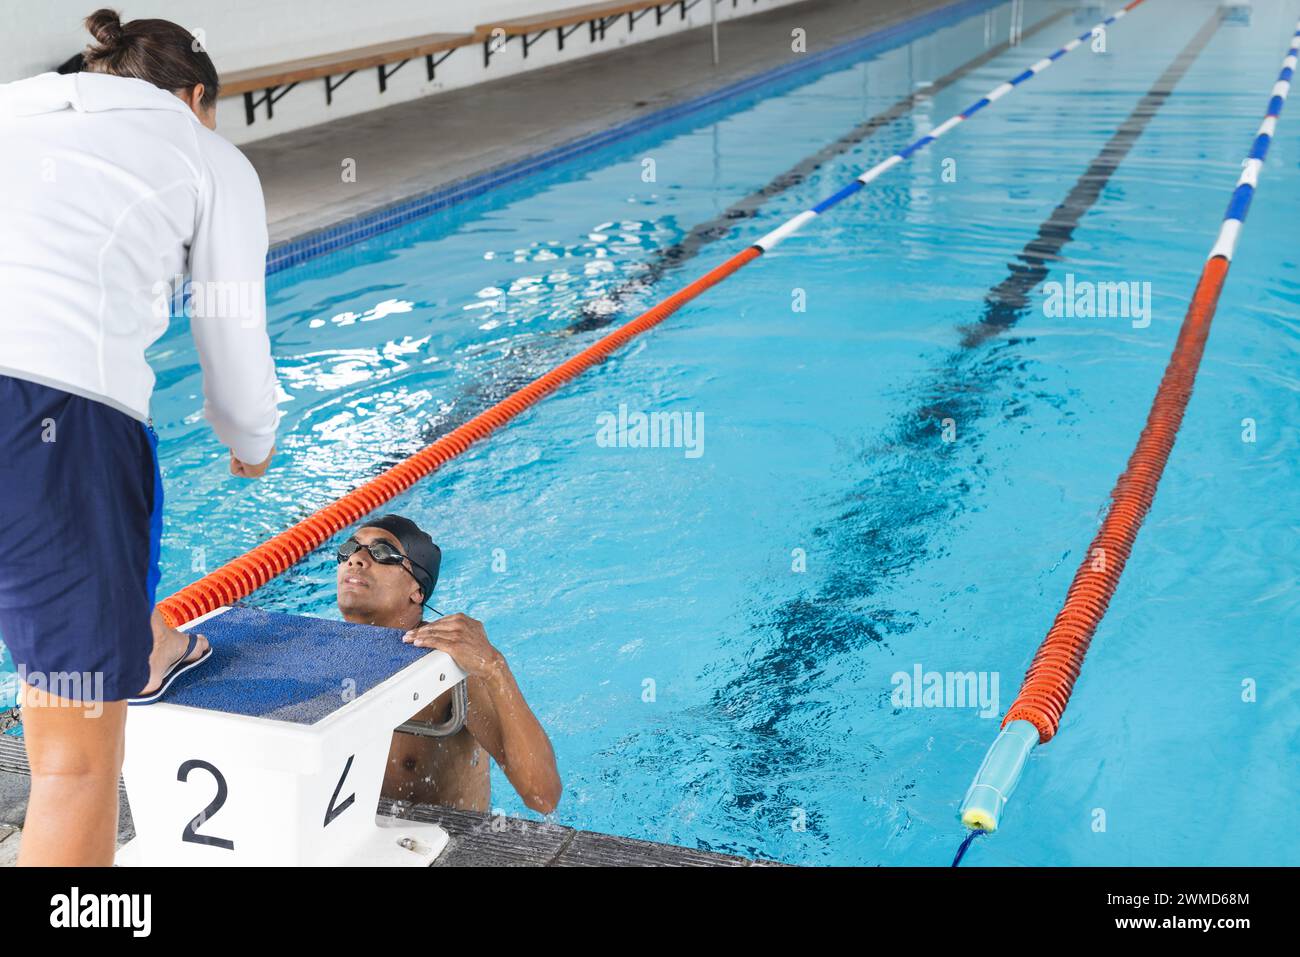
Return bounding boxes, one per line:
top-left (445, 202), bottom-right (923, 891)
top-left (1208, 20), bottom-right (1300, 261)
top-left (957, 17), bottom-right (1300, 840)
top-left (753, 0), bottom-right (1147, 252)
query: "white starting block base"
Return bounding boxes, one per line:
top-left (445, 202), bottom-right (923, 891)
top-left (117, 816), bottom-right (449, 867)
top-left (117, 606), bottom-right (466, 867)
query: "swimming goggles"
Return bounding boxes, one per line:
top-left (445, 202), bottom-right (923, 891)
top-left (336, 538), bottom-right (435, 602)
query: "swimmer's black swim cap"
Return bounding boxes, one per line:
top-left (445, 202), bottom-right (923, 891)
top-left (360, 514), bottom-right (441, 603)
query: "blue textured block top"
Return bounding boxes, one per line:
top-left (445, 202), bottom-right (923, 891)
top-left (164, 606), bottom-right (428, 724)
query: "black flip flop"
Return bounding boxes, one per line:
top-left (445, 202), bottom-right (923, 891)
top-left (128, 632), bottom-right (211, 706)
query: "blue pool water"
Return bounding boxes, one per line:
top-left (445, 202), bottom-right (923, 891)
top-left (5, 0), bottom-right (1299, 865)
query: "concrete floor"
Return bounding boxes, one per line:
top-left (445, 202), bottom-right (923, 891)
top-left (0, 824), bottom-right (18, 867)
top-left (244, 0), bottom-right (954, 244)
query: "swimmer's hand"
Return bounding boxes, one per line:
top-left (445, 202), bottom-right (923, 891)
top-left (403, 613), bottom-right (503, 679)
top-left (230, 446), bottom-right (275, 478)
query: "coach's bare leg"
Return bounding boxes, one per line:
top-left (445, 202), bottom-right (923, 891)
top-left (18, 683), bottom-right (126, 866)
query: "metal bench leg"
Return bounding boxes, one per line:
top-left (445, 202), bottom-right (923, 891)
top-left (521, 30), bottom-right (547, 58)
top-left (243, 83), bottom-right (299, 125)
top-left (483, 33), bottom-right (513, 68)
top-left (324, 71), bottom-right (356, 105)
top-left (557, 23), bottom-right (583, 52)
top-left (377, 59), bottom-right (410, 94)
top-left (425, 49), bottom-right (457, 81)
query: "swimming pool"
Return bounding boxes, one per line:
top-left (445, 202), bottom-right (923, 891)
top-left (4, 0), bottom-right (1298, 866)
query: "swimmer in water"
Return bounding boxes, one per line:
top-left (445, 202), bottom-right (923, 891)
top-left (335, 515), bottom-right (561, 814)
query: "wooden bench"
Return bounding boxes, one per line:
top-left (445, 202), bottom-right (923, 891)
top-left (474, 1), bottom-right (707, 66)
top-left (219, 1), bottom-right (746, 125)
top-left (219, 32), bottom-right (477, 125)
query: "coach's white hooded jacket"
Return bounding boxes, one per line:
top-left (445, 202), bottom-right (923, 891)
top-left (0, 71), bottom-right (278, 464)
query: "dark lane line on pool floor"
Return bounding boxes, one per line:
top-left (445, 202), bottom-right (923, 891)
top-left (706, 6), bottom-right (1227, 832)
top-left (960, 7), bottom-right (1227, 347)
top-left (407, 5), bottom-right (1073, 452)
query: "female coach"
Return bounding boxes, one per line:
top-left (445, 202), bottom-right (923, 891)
top-left (0, 9), bottom-right (279, 865)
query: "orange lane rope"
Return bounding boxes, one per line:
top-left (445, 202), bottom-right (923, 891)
top-left (157, 246), bottom-right (763, 626)
top-left (1001, 255), bottom-right (1230, 742)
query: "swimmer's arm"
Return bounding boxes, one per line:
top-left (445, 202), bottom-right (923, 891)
top-left (467, 661), bottom-right (563, 815)
top-left (405, 615), bottom-right (562, 814)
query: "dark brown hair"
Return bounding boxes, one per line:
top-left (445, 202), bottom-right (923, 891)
top-left (82, 8), bottom-right (220, 109)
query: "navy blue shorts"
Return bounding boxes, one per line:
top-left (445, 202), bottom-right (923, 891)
top-left (0, 374), bottom-right (163, 702)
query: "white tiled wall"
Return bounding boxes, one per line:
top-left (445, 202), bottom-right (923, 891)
top-left (6, 0), bottom-right (807, 143)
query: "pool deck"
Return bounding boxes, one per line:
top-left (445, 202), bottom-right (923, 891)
top-left (246, 0), bottom-right (956, 245)
top-left (0, 0), bottom-right (959, 867)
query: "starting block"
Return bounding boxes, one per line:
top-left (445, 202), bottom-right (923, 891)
top-left (116, 606), bottom-right (466, 867)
